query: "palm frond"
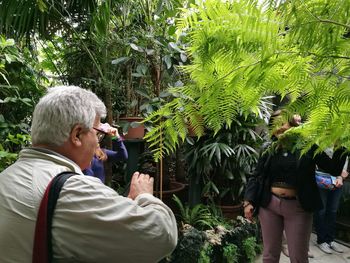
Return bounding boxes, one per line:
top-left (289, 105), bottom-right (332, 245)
top-left (0, 0), bottom-right (98, 39)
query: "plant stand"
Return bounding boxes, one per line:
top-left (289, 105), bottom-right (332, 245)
top-left (123, 138), bottom-right (145, 183)
top-left (188, 177), bottom-right (203, 207)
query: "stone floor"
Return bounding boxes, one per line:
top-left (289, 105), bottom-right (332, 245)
top-left (254, 233), bottom-right (350, 262)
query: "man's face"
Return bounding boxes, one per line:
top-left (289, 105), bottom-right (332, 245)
top-left (79, 117), bottom-right (100, 170)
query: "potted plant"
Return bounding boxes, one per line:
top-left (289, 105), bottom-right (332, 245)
top-left (137, 146), bottom-right (186, 211)
top-left (185, 112), bottom-right (266, 219)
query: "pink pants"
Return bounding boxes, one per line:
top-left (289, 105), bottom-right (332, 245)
top-left (258, 194), bottom-right (313, 263)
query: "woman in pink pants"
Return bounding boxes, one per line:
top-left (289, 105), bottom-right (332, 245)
top-left (243, 112), bottom-right (346, 263)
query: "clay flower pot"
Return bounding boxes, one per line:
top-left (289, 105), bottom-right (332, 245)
top-left (119, 116), bottom-right (145, 140)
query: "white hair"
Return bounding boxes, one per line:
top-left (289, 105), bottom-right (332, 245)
top-left (31, 86), bottom-right (106, 146)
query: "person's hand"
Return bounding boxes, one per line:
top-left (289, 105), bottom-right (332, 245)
top-left (108, 127), bottom-right (119, 137)
top-left (127, 172), bottom-right (154, 200)
top-left (335, 170), bottom-right (348, 188)
top-left (290, 114), bottom-right (302, 127)
top-left (341, 169), bottom-right (348, 179)
top-left (243, 202), bottom-right (254, 222)
top-left (99, 123), bottom-right (121, 138)
top-left (335, 177), bottom-right (343, 188)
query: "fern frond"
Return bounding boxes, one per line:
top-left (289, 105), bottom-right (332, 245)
top-left (145, 0), bottom-right (350, 159)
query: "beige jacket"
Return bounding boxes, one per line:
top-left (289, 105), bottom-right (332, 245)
top-left (0, 148), bottom-right (177, 263)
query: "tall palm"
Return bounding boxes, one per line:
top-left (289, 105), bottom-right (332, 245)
top-left (0, 0), bottom-right (97, 39)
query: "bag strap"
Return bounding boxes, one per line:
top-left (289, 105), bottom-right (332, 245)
top-left (32, 171), bottom-right (77, 263)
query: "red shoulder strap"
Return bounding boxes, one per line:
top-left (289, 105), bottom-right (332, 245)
top-left (32, 179), bottom-right (54, 263)
top-left (32, 172), bottom-right (76, 263)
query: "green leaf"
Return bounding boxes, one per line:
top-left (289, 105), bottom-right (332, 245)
top-left (163, 55), bottom-right (172, 69)
top-left (136, 64), bottom-right (148, 75)
top-left (131, 73), bottom-right (144, 77)
top-left (168, 25), bottom-right (176, 36)
top-left (180, 52), bottom-right (187, 62)
top-left (3, 97), bottom-right (17, 103)
top-left (4, 54), bottom-right (13, 63)
top-left (0, 38), bottom-right (15, 49)
top-left (168, 42), bottom-right (182, 53)
top-left (36, 0), bottom-right (48, 12)
top-left (130, 43), bottom-right (143, 52)
top-left (111, 57), bottom-right (130, 65)
top-left (145, 49), bottom-right (155, 55)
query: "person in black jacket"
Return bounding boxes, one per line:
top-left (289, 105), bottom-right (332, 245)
top-left (243, 112), bottom-right (346, 263)
top-left (314, 148), bottom-right (348, 254)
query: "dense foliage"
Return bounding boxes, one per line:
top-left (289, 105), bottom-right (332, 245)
top-left (144, 0), bottom-right (350, 159)
top-left (165, 216), bottom-right (261, 263)
top-left (0, 0), bottom-right (349, 259)
top-left (0, 0), bottom-right (97, 39)
top-left (0, 0), bottom-right (191, 174)
top-left (184, 112), bottom-right (266, 205)
top-left (0, 37), bottom-right (45, 171)
top-left (166, 196), bottom-right (262, 262)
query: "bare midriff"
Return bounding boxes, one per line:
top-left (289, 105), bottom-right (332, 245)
top-left (271, 186), bottom-right (297, 198)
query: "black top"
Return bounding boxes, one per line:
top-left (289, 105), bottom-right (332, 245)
top-left (244, 144), bottom-right (347, 212)
top-left (269, 149), bottom-right (299, 188)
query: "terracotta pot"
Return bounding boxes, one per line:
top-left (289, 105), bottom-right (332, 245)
top-left (154, 181), bottom-right (186, 196)
top-left (154, 181), bottom-right (186, 213)
top-left (219, 203), bottom-right (243, 220)
top-left (119, 116), bottom-right (145, 140)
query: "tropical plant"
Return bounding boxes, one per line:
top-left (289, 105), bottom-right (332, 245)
top-left (173, 195), bottom-right (220, 230)
top-left (0, 0), bottom-right (191, 183)
top-left (0, 0), bottom-right (188, 119)
top-left (164, 216), bottom-right (261, 263)
top-left (224, 217), bottom-right (262, 263)
top-left (163, 224), bottom-right (205, 263)
top-left (0, 134), bottom-right (31, 171)
top-left (198, 243), bottom-right (213, 263)
top-left (0, 36), bottom-right (45, 171)
top-left (111, 0), bottom-right (188, 117)
top-left (242, 237), bottom-right (262, 263)
top-left (144, 0), bottom-right (350, 160)
top-left (223, 243), bottom-right (239, 263)
top-left (184, 105), bottom-right (269, 206)
top-left (0, 0), bottom-right (97, 39)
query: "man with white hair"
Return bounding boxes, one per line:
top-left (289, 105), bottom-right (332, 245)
top-left (0, 86), bottom-right (177, 262)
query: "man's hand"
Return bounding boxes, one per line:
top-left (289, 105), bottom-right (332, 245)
top-left (127, 172), bottom-right (154, 200)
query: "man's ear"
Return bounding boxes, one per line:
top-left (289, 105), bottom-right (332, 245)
top-left (70, 124), bottom-right (83, 146)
